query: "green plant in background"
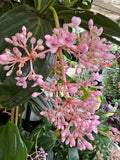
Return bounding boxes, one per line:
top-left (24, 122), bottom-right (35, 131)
top-left (0, 0), bottom-right (120, 160)
top-left (102, 46), bottom-right (120, 106)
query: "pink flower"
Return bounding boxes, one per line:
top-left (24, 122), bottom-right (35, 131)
top-left (91, 72), bottom-right (102, 82)
top-left (71, 16), bottom-right (81, 26)
top-left (85, 141), bottom-right (93, 150)
top-left (76, 66), bottom-right (82, 74)
top-left (80, 44), bottom-right (88, 53)
top-left (36, 75), bottom-right (43, 86)
top-left (45, 34), bottom-right (60, 53)
top-left (88, 19), bottom-right (93, 29)
top-left (69, 135), bottom-right (76, 147)
top-left (32, 92), bottom-right (41, 97)
top-left (15, 77), bottom-right (27, 88)
top-left (0, 54), bottom-right (10, 64)
top-left (68, 87), bottom-right (78, 93)
top-left (103, 53), bottom-right (116, 60)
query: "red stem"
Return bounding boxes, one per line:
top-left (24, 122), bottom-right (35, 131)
top-left (59, 48), bottom-right (66, 82)
top-left (59, 48), bottom-right (69, 99)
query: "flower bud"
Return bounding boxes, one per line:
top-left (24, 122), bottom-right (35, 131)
top-left (16, 70), bottom-right (22, 76)
top-left (88, 19), bottom-right (93, 29)
top-left (0, 54), bottom-right (9, 64)
top-left (72, 16), bottom-right (81, 26)
top-left (5, 38), bottom-right (12, 44)
top-left (30, 37), bottom-right (36, 44)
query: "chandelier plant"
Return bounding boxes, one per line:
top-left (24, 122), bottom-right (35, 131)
top-left (0, 3), bottom-right (116, 152)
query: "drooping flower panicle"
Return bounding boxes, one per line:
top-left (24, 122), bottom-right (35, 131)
top-left (0, 17), bottom-right (116, 151)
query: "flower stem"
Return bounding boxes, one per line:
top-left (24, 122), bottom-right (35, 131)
top-left (35, 128), bottom-right (42, 155)
top-left (11, 108), bottom-right (15, 122)
top-left (50, 7), bottom-right (69, 98)
top-left (37, 0), bottom-right (42, 11)
top-left (59, 49), bottom-right (69, 98)
top-left (49, 6), bottom-right (60, 29)
top-left (59, 49), bottom-right (66, 82)
top-left (15, 106), bottom-right (19, 126)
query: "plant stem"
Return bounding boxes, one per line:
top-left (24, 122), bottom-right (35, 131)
top-left (11, 108), bottom-right (15, 122)
top-left (8, 0), bottom-right (14, 8)
top-left (49, 6), bottom-right (60, 29)
top-left (59, 49), bottom-right (69, 98)
top-left (35, 128), bottom-right (42, 155)
top-left (50, 6), bottom-right (69, 98)
top-left (39, 0), bottom-right (56, 16)
top-left (37, 0), bottom-right (42, 11)
top-left (59, 49), bottom-right (66, 82)
top-left (15, 106), bottom-right (19, 126)
top-left (19, 113), bottom-right (22, 131)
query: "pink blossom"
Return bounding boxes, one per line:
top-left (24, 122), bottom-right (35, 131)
top-left (30, 37), bottom-right (36, 44)
top-left (5, 38), bottom-right (13, 44)
top-left (16, 70), bottom-right (22, 76)
top-left (6, 68), bottom-right (13, 76)
top-left (84, 141), bottom-right (93, 150)
top-left (102, 53), bottom-right (116, 60)
top-left (36, 75), bottom-right (44, 86)
top-left (45, 34), bottom-right (60, 53)
top-left (91, 72), bottom-right (102, 82)
top-left (71, 16), bottom-right (81, 26)
top-left (15, 77), bottom-right (27, 88)
top-left (0, 54), bottom-right (9, 64)
top-left (80, 44), bottom-right (88, 53)
top-left (76, 66), bottom-right (82, 74)
top-left (88, 19), bottom-right (93, 29)
top-left (68, 87), bottom-right (78, 93)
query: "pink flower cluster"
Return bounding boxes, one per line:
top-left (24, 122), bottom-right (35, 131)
top-left (41, 90), bottom-right (101, 150)
top-left (0, 17), bottom-right (116, 151)
top-left (27, 147), bottom-right (47, 160)
top-left (45, 17), bottom-right (115, 71)
top-left (0, 26), bottom-right (48, 88)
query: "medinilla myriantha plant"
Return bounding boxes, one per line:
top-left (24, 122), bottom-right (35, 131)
top-left (0, 0), bottom-right (120, 160)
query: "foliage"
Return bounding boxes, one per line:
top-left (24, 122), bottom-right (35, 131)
top-left (102, 60), bottom-right (120, 105)
top-left (0, 121), bottom-right (27, 160)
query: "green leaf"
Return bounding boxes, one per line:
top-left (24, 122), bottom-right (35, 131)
top-left (73, 0), bottom-right (91, 9)
top-left (68, 147), bottom-right (79, 160)
top-left (46, 150), bottom-right (54, 160)
top-left (54, 5), bottom-right (120, 44)
top-left (105, 112), bottom-right (116, 117)
top-left (0, 121), bottom-right (27, 160)
top-left (0, 5), bottom-right (53, 52)
top-left (23, 139), bottom-right (34, 153)
top-left (79, 86), bottom-right (89, 100)
top-left (0, 5), bottom-right (55, 108)
top-left (37, 135), bottom-right (57, 152)
top-left (62, 49), bottom-right (72, 60)
top-left (28, 92), bottom-right (53, 116)
top-left (39, 0), bottom-right (56, 15)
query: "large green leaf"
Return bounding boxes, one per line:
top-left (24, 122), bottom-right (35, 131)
top-left (46, 150), bottom-right (54, 160)
top-left (68, 147), bottom-right (79, 160)
top-left (0, 5), bottom-right (55, 108)
top-left (28, 92), bottom-right (53, 116)
top-left (0, 5), bottom-right (53, 52)
top-left (37, 135), bottom-right (57, 152)
top-left (54, 5), bottom-right (120, 44)
top-left (0, 121), bottom-right (27, 160)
